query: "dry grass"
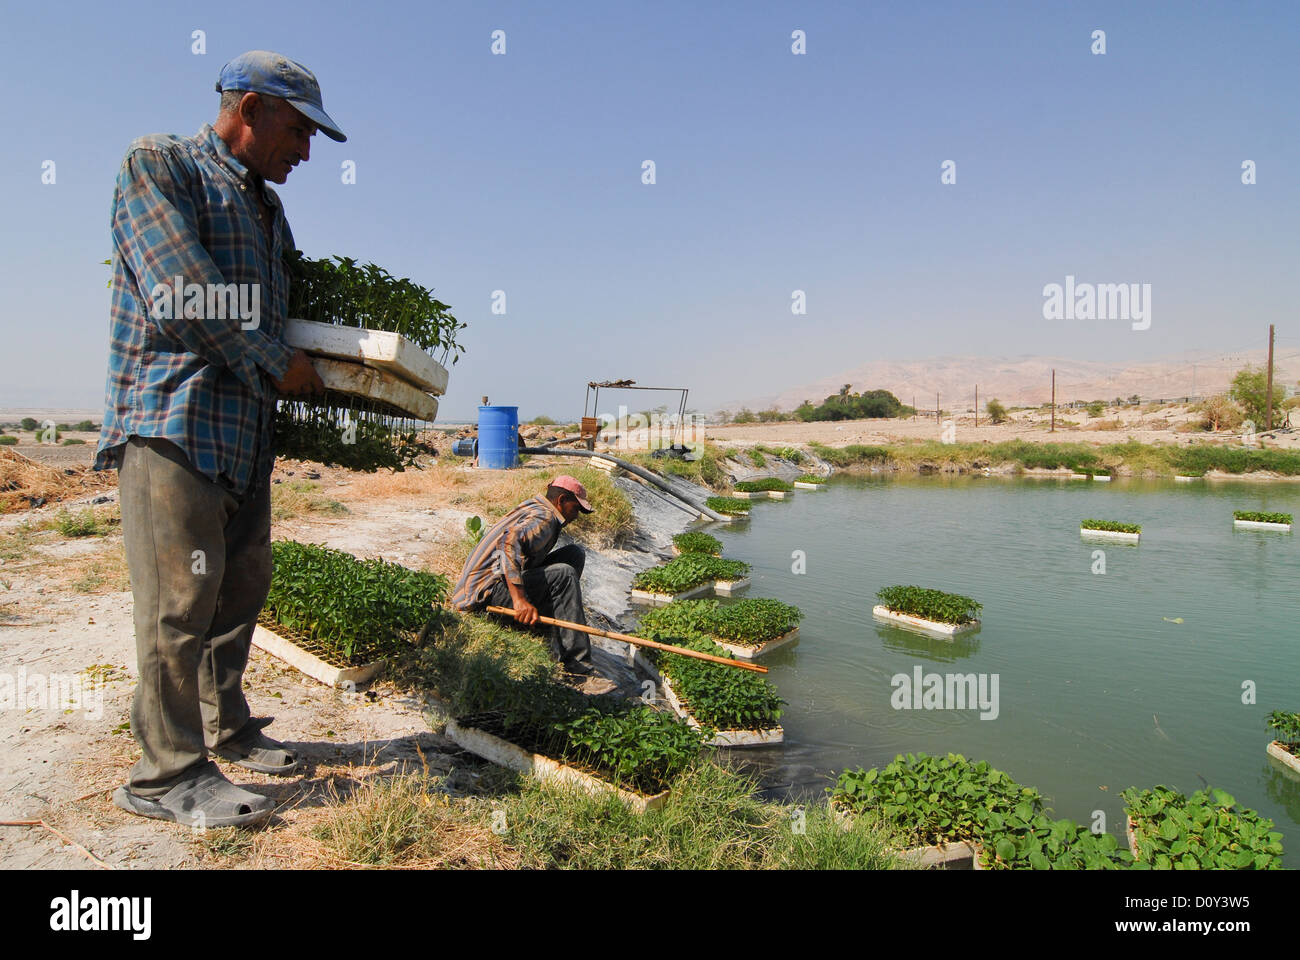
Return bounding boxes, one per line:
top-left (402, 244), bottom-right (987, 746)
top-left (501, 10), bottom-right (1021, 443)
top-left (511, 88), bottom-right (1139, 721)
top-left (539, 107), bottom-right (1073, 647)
top-left (270, 480), bottom-right (350, 521)
top-left (460, 465), bottom-right (635, 548)
top-left (0, 449), bottom-right (115, 514)
top-left (340, 461), bottom-right (465, 500)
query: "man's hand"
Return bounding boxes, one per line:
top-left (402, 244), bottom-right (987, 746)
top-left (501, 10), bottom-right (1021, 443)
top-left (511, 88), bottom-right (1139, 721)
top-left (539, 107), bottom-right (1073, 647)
top-left (506, 581), bottom-right (540, 625)
top-left (273, 350), bottom-right (325, 396)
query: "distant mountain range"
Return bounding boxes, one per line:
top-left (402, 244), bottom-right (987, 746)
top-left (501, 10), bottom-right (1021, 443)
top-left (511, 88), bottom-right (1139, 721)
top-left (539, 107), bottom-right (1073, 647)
top-left (714, 349), bottom-right (1299, 414)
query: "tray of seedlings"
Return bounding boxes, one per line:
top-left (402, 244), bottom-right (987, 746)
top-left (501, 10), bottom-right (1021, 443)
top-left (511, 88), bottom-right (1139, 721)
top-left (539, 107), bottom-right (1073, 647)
top-left (256, 540), bottom-right (449, 688)
top-left (1080, 519), bottom-right (1142, 543)
top-left (872, 585), bottom-right (982, 637)
top-left (793, 474), bottom-right (826, 491)
top-left (704, 496), bottom-right (751, 522)
top-left (732, 478), bottom-right (796, 500)
top-left (1232, 510), bottom-right (1293, 532)
top-left (640, 598), bottom-right (803, 660)
top-left (443, 675), bottom-right (703, 812)
top-left (630, 554), bottom-right (752, 606)
top-left (1266, 710), bottom-right (1300, 775)
top-left (633, 622), bottom-right (785, 747)
top-left (670, 531), bottom-right (723, 557)
top-left (1122, 785), bottom-right (1284, 870)
top-left (276, 252), bottom-right (465, 470)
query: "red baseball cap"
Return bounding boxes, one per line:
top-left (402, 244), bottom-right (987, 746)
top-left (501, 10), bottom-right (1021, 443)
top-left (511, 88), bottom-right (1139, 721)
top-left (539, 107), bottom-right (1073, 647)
top-left (550, 475), bottom-right (593, 512)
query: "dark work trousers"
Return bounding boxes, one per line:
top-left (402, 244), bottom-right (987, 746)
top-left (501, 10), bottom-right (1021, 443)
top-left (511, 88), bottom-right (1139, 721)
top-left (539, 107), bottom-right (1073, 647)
top-left (485, 543), bottom-right (590, 665)
top-left (118, 436), bottom-right (271, 796)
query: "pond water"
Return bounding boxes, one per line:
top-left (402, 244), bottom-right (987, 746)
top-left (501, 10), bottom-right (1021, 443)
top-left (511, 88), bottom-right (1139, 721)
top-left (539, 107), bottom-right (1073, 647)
top-left (696, 473), bottom-right (1300, 865)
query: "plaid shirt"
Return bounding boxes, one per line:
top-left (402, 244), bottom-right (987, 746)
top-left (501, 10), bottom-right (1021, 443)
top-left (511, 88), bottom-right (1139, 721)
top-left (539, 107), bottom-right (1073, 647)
top-left (94, 123), bottom-right (296, 495)
top-left (451, 496), bottom-right (565, 611)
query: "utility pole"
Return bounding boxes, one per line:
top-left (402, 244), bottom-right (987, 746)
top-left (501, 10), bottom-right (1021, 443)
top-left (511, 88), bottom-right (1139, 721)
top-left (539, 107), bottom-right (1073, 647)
top-left (1050, 369), bottom-right (1056, 433)
top-left (912, 395), bottom-right (916, 421)
top-left (1266, 324), bottom-right (1275, 430)
top-left (974, 385), bottom-right (979, 427)
top-left (936, 392), bottom-right (940, 426)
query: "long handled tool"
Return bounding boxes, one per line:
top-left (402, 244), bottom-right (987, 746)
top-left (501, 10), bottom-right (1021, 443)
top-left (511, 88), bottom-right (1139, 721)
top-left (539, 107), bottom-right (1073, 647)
top-left (484, 605), bottom-right (767, 674)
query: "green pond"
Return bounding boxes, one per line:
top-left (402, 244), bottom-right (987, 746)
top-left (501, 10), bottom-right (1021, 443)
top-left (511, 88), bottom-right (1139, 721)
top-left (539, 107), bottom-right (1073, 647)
top-left (699, 473), bottom-right (1300, 865)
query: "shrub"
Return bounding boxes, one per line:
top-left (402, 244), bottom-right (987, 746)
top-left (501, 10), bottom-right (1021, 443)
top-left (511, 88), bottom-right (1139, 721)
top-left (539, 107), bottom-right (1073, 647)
top-left (875, 585), bottom-right (982, 625)
top-left (20, 417), bottom-right (37, 431)
top-left (74, 420), bottom-right (97, 431)
top-left (61, 438), bottom-right (86, 445)
top-left (705, 496), bottom-right (750, 516)
top-left (671, 531), bottom-right (722, 556)
top-left (1233, 510), bottom-right (1292, 525)
top-left (985, 399), bottom-right (1008, 424)
top-left (0, 436), bottom-right (16, 446)
top-left (1080, 519), bottom-right (1141, 533)
top-left (53, 508), bottom-right (111, 538)
top-left (1229, 366), bottom-right (1286, 427)
top-left (1086, 401), bottom-right (1105, 418)
top-left (1122, 785), bottom-right (1284, 870)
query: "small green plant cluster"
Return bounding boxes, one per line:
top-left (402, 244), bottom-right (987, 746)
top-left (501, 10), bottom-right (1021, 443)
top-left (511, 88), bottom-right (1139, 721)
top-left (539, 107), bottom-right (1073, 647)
top-left (640, 597), bottom-right (802, 647)
top-left (978, 814), bottom-right (1134, 870)
top-left (1080, 519), bottom-right (1141, 533)
top-left (671, 531), bottom-right (722, 556)
top-left (746, 449), bottom-right (766, 467)
top-left (265, 540), bottom-right (448, 660)
top-left (558, 707), bottom-right (703, 794)
top-left (831, 753), bottom-right (1043, 847)
top-left (1233, 510), bottom-right (1293, 524)
top-left (795, 473), bottom-right (825, 484)
top-left (1268, 710), bottom-right (1300, 751)
top-left (705, 496), bottom-right (751, 516)
top-left (733, 478), bottom-right (794, 493)
top-left (1121, 786), bottom-right (1284, 870)
top-left (53, 508), bottom-right (112, 538)
top-left (0, 436), bottom-right (17, 446)
top-left (285, 250), bottom-right (465, 365)
top-left (637, 625), bottom-right (784, 731)
top-left (632, 554), bottom-right (751, 594)
top-left (875, 585), bottom-right (982, 625)
top-left (807, 443), bottom-right (890, 467)
top-left (465, 516), bottom-right (485, 545)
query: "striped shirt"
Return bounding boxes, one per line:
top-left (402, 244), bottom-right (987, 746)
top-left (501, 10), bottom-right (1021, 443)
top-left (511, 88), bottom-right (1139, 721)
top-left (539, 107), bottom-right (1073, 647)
top-left (451, 496), bottom-right (565, 611)
top-left (94, 123), bottom-right (296, 495)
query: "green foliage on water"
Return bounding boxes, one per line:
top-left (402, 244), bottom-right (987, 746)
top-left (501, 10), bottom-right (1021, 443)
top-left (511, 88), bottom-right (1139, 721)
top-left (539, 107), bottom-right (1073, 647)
top-left (633, 554), bottom-right (750, 593)
top-left (734, 477), bottom-right (794, 493)
top-left (1081, 519), bottom-right (1141, 533)
top-left (1268, 710), bottom-right (1300, 750)
top-left (705, 495), bottom-right (751, 516)
top-left (1233, 510), bottom-right (1292, 524)
top-left (1122, 785), bottom-right (1284, 870)
top-left (876, 585), bottom-right (982, 625)
top-left (671, 531), bottom-right (722, 555)
top-left (640, 597), bottom-right (802, 646)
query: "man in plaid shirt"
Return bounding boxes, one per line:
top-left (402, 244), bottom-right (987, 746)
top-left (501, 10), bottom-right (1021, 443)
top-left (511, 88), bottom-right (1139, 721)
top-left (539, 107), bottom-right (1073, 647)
top-left (96, 51), bottom-right (344, 828)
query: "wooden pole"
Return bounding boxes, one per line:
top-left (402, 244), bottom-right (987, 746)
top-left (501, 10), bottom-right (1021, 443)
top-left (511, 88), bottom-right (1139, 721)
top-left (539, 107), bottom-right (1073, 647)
top-left (1266, 324), bottom-right (1275, 431)
top-left (484, 606), bottom-right (768, 673)
top-left (974, 385), bottom-right (979, 428)
top-left (936, 392), bottom-right (940, 426)
top-left (1050, 369), bottom-right (1056, 433)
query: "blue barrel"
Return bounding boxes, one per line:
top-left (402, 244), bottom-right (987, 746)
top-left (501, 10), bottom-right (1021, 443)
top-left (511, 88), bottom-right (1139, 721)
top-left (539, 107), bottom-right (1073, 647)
top-left (477, 405), bottom-right (519, 469)
top-left (452, 438), bottom-right (477, 458)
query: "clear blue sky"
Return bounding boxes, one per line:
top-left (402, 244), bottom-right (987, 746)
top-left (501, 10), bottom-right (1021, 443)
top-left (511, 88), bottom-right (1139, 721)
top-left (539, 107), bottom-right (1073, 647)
top-left (1, 0), bottom-right (1296, 420)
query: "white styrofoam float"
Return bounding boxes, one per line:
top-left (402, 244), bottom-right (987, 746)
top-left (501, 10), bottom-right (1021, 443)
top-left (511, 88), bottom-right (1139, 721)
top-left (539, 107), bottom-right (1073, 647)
top-left (251, 623), bottom-right (383, 689)
top-left (445, 718), bottom-right (668, 812)
top-left (1079, 527), bottom-right (1141, 543)
top-left (285, 318), bottom-right (449, 395)
top-left (307, 356), bottom-right (439, 421)
top-left (793, 481), bottom-right (822, 491)
top-left (1234, 519), bottom-right (1293, 532)
top-left (711, 627), bottom-right (799, 660)
top-left (629, 582), bottom-right (715, 606)
top-left (712, 577), bottom-right (751, 596)
top-left (659, 674), bottom-right (783, 747)
top-left (1267, 740), bottom-right (1300, 775)
top-left (1174, 475), bottom-right (1200, 482)
top-left (871, 605), bottom-right (980, 637)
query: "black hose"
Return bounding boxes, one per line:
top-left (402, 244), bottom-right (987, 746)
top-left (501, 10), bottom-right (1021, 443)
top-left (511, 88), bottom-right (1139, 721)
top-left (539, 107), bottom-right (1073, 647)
top-left (521, 446), bottom-right (728, 522)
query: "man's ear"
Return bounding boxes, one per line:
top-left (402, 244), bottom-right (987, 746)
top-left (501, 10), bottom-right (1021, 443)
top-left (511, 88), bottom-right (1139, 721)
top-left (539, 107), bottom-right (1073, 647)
top-left (237, 91), bottom-right (264, 127)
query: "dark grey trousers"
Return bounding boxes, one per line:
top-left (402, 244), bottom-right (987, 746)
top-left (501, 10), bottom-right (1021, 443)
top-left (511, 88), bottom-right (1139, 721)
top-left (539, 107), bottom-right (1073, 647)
top-left (118, 436), bottom-right (271, 795)
top-left (485, 544), bottom-right (590, 665)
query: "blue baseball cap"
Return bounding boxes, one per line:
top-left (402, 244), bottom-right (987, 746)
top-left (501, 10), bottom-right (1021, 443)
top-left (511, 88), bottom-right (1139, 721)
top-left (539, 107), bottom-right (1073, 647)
top-left (216, 50), bottom-right (346, 142)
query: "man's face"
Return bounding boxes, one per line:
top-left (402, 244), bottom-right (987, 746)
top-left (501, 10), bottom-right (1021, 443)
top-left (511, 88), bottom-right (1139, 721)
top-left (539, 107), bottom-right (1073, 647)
top-left (242, 94), bottom-right (316, 184)
top-left (555, 493), bottom-right (584, 524)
